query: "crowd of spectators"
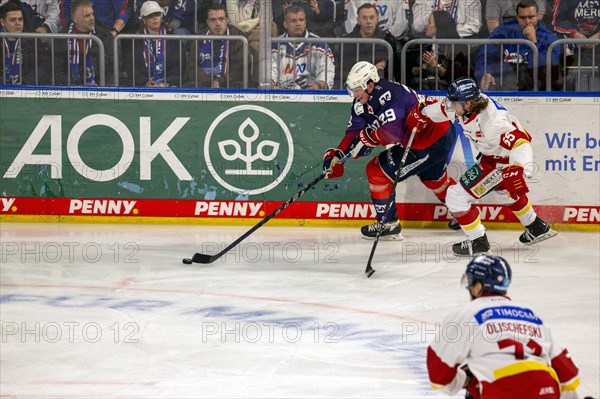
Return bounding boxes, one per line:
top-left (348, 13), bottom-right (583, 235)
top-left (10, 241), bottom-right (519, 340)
top-left (0, 0), bottom-right (598, 90)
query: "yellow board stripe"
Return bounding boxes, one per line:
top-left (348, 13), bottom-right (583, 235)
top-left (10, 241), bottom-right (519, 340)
top-left (0, 216), bottom-right (598, 232)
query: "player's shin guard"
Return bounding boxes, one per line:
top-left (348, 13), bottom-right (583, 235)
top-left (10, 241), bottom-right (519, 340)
top-left (421, 172), bottom-right (455, 203)
top-left (452, 208), bottom-right (490, 256)
top-left (422, 173), bottom-right (461, 231)
top-left (454, 208), bottom-right (486, 241)
top-left (508, 195), bottom-right (536, 227)
top-left (362, 158), bottom-right (402, 240)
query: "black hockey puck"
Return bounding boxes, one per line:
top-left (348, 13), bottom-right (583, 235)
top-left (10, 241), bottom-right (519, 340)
top-left (182, 258), bottom-right (193, 264)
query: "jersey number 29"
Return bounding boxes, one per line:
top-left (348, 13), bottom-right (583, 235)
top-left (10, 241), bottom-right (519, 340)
top-left (378, 109), bottom-right (396, 125)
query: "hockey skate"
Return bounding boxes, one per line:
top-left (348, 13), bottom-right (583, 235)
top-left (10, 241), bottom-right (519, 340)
top-left (519, 217), bottom-right (557, 245)
top-left (361, 217), bottom-right (403, 240)
top-left (452, 234), bottom-right (490, 256)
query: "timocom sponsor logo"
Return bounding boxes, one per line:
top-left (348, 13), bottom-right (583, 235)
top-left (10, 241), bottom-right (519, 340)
top-left (195, 201), bottom-right (264, 217)
top-left (69, 200), bottom-right (137, 215)
top-left (316, 203), bottom-right (376, 219)
top-left (564, 207), bottom-right (600, 223)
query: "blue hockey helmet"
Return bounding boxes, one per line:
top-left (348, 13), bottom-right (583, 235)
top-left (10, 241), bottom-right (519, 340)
top-left (461, 255), bottom-right (512, 294)
top-left (447, 76), bottom-right (481, 103)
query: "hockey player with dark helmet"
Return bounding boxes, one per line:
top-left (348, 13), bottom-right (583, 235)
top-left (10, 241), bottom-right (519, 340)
top-left (461, 254), bottom-right (511, 298)
top-left (446, 76), bottom-right (481, 104)
top-left (446, 76), bottom-right (491, 117)
top-left (419, 76), bottom-right (557, 256)
top-left (428, 253), bottom-right (585, 398)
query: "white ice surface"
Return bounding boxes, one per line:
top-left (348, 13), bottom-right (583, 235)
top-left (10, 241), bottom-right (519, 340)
top-left (1, 223), bottom-right (598, 398)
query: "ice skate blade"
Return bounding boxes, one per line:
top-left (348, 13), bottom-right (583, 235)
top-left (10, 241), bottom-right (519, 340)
top-left (361, 233), bottom-right (404, 241)
top-left (522, 229), bottom-right (558, 245)
top-left (453, 249), bottom-right (491, 257)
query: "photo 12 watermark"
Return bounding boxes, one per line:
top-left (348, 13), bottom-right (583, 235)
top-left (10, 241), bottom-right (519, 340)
top-left (201, 241), bottom-right (340, 264)
top-left (1, 241), bottom-right (140, 264)
top-left (200, 321), bottom-right (340, 344)
top-left (1, 321), bottom-right (141, 344)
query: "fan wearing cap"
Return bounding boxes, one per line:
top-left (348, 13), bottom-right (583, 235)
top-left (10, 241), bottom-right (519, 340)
top-left (416, 76), bottom-right (557, 256)
top-left (130, 0), bottom-right (185, 87)
top-left (427, 255), bottom-right (582, 399)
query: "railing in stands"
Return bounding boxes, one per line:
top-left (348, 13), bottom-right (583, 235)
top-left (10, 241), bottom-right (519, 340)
top-left (546, 38), bottom-right (600, 92)
top-left (401, 38), bottom-right (539, 91)
top-left (0, 32), bottom-right (106, 86)
top-left (113, 34), bottom-right (249, 88)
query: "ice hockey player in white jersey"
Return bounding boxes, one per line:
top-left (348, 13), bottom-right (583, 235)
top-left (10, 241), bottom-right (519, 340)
top-left (416, 76), bottom-right (557, 255)
top-left (427, 255), bottom-right (582, 399)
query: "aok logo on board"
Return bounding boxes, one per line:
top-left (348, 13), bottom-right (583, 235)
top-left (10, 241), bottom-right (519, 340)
top-left (3, 107), bottom-right (295, 196)
top-left (204, 105), bottom-right (294, 195)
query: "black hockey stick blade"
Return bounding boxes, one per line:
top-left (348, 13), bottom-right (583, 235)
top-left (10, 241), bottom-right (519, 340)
top-left (189, 151), bottom-right (353, 265)
top-left (191, 252), bottom-right (218, 264)
top-left (365, 263), bottom-right (376, 278)
top-left (364, 128), bottom-right (417, 278)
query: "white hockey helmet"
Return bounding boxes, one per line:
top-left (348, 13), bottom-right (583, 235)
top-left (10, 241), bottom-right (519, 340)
top-left (346, 61), bottom-right (380, 92)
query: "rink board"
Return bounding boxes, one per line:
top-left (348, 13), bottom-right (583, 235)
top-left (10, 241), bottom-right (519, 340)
top-left (0, 88), bottom-right (598, 228)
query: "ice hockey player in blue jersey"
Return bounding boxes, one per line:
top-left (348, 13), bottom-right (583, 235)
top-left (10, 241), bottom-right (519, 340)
top-left (322, 61), bottom-right (458, 239)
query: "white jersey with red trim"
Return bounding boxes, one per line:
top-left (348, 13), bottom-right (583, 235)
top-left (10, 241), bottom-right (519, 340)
top-left (423, 94), bottom-right (532, 166)
top-left (427, 295), bottom-right (581, 398)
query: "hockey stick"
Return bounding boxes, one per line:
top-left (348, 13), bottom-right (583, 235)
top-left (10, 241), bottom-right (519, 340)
top-left (364, 127), bottom-right (417, 278)
top-left (189, 151), bottom-right (353, 264)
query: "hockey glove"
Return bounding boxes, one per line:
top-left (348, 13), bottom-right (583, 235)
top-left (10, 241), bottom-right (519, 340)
top-left (323, 148), bottom-right (345, 179)
top-left (406, 103), bottom-right (429, 132)
top-left (350, 129), bottom-right (379, 158)
top-left (461, 365), bottom-right (481, 399)
top-left (501, 165), bottom-right (529, 199)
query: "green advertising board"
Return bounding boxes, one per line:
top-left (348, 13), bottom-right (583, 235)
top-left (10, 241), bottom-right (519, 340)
top-left (1, 91), bottom-right (372, 202)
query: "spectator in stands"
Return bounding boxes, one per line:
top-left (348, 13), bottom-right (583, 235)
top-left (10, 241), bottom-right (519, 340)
top-left (273, 0), bottom-right (337, 39)
top-left (163, 0), bottom-right (194, 34)
top-left (129, 0), bottom-right (185, 87)
top-left (552, 0), bottom-right (600, 66)
top-left (95, 0), bottom-right (129, 36)
top-left (225, 0), bottom-right (278, 83)
top-left (271, 3), bottom-right (334, 89)
top-left (410, 9), bottom-right (473, 89)
top-left (475, 0), bottom-right (560, 91)
top-left (412, 0), bottom-right (482, 38)
top-left (125, 0), bottom-right (194, 34)
top-left (339, 3), bottom-right (395, 82)
top-left (1, 0), bottom-right (61, 33)
top-left (0, 1), bottom-right (50, 83)
top-left (187, 2), bottom-right (247, 88)
top-left (54, 0), bottom-right (114, 85)
top-left (60, 0), bottom-right (129, 36)
top-left (344, 0), bottom-right (410, 41)
top-left (486, 0), bottom-right (546, 33)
